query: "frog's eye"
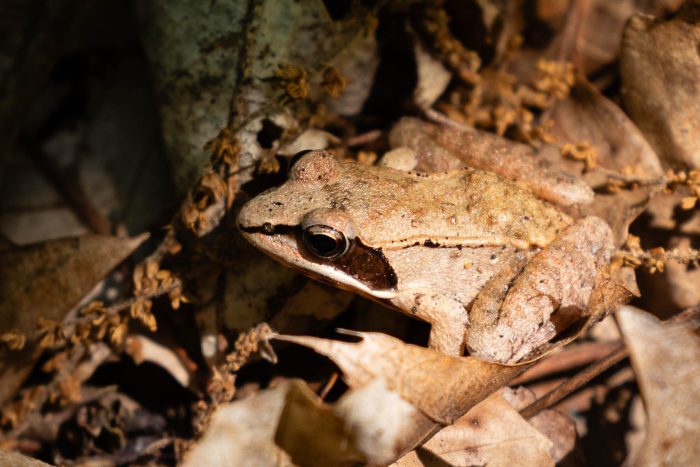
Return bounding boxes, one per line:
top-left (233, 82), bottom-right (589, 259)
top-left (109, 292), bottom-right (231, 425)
top-left (302, 225), bottom-right (350, 259)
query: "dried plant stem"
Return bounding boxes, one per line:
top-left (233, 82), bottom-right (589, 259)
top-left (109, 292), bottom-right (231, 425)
top-left (511, 341), bottom-right (621, 385)
top-left (636, 247), bottom-right (700, 265)
top-left (346, 130), bottom-right (382, 147)
top-left (3, 343), bottom-right (87, 440)
top-left (520, 305), bottom-right (700, 419)
top-left (520, 343), bottom-right (627, 419)
top-left (51, 281), bottom-right (181, 343)
top-left (318, 372), bottom-right (339, 401)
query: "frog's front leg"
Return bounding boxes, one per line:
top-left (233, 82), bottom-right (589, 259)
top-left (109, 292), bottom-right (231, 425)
top-left (391, 292), bottom-right (469, 356)
top-left (466, 216), bottom-right (614, 364)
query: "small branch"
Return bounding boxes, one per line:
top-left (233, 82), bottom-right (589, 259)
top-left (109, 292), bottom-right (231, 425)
top-left (422, 107), bottom-right (475, 132)
top-left (511, 341), bottom-right (621, 385)
top-left (346, 130), bottom-right (381, 147)
top-left (318, 372), bottom-right (339, 401)
top-left (520, 343), bottom-right (627, 419)
top-left (520, 305), bottom-right (700, 419)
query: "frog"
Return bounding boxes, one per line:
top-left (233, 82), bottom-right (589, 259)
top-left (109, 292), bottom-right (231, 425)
top-left (237, 127), bottom-right (614, 364)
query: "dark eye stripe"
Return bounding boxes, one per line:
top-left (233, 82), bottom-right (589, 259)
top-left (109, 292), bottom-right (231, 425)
top-left (240, 224), bottom-right (397, 292)
top-left (302, 237), bottom-right (397, 292)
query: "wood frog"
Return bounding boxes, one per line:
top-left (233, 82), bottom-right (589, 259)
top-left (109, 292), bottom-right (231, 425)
top-left (238, 119), bottom-right (614, 364)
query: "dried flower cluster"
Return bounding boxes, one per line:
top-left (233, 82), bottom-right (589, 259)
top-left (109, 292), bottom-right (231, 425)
top-left (275, 64), bottom-right (311, 100)
top-left (561, 141), bottom-right (597, 171)
top-left (421, 5), bottom-right (481, 84)
top-left (182, 129), bottom-right (241, 235)
top-left (0, 330), bottom-right (26, 351)
top-left (665, 169), bottom-right (700, 210)
top-left (205, 128), bottom-right (240, 167)
top-left (321, 66), bottom-right (347, 97)
top-left (0, 239), bottom-right (183, 433)
top-left (194, 324), bottom-right (275, 435)
top-left (615, 234), bottom-right (700, 273)
top-left (437, 58), bottom-right (572, 143)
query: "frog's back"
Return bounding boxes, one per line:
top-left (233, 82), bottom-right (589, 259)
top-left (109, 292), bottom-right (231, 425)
top-left (238, 151), bottom-right (572, 250)
top-left (335, 162), bottom-right (572, 249)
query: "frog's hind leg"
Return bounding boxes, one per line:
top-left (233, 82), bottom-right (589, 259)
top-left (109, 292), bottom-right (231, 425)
top-left (391, 292), bottom-right (470, 357)
top-left (466, 216), bottom-right (614, 364)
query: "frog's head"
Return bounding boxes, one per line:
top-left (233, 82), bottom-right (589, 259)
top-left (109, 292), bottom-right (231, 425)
top-left (237, 150), bottom-right (398, 299)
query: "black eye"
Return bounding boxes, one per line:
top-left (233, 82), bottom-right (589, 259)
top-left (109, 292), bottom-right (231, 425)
top-left (302, 225), bottom-right (349, 259)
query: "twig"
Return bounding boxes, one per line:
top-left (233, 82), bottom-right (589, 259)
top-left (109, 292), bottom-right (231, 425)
top-left (511, 341), bottom-right (621, 385)
top-left (520, 343), bottom-right (627, 419)
top-left (3, 343), bottom-right (87, 440)
top-left (520, 305), bottom-right (700, 419)
top-left (318, 372), bottom-right (339, 401)
top-left (422, 107), bottom-right (475, 132)
top-left (346, 130), bottom-right (382, 147)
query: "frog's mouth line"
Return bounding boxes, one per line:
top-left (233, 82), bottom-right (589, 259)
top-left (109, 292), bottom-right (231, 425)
top-left (239, 224), bottom-right (399, 300)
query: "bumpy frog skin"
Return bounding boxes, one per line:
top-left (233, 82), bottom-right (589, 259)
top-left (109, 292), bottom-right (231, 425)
top-left (238, 150), bottom-right (614, 363)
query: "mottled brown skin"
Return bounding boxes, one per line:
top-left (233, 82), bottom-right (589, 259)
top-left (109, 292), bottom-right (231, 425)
top-left (238, 150), bottom-right (614, 363)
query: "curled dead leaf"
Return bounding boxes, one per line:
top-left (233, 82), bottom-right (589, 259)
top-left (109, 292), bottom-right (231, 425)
top-left (0, 234), bottom-right (147, 405)
top-left (620, 5), bottom-right (700, 169)
top-left (274, 331), bottom-right (526, 427)
top-left (393, 389), bottom-right (557, 467)
top-left (617, 306), bottom-right (700, 466)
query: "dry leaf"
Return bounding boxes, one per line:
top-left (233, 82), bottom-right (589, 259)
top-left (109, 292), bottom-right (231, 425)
top-left (182, 382), bottom-right (294, 467)
top-left (124, 335), bottom-right (191, 388)
top-left (548, 76), bottom-right (663, 186)
top-left (620, 5), bottom-right (700, 169)
top-left (274, 331), bottom-right (526, 426)
top-left (270, 282), bottom-right (355, 336)
top-left (413, 42), bottom-right (452, 109)
top-left (617, 306), bottom-right (700, 466)
top-left (0, 234), bottom-right (147, 405)
top-left (502, 386), bottom-right (576, 462)
top-left (275, 378), bottom-right (422, 466)
top-left (273, 332), bottom-right (531, 462)
top-left (188, 379), bottom-right (415, 467)
top-left (647, 190), bottom-right (700, 234)
top-left (333, 379), bottom-right (427, 464)
top-left (0, 449), bottom-right (53, 466)
top-left (582, 186), bottom-right (658, 249)
top-left (393, 390), bottom-right (555, 467)
top-left (138, 0), bottom-right (375, 192)
top-left (325, 22), bottom-right (379, 117)
top-left (278, 129), bottom-right (340, 157)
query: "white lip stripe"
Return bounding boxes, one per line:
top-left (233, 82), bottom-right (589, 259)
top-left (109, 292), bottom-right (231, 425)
top-left (242, 231), bottom-right (398, 299)
top-left (297, 260), bottom-right (398, 299)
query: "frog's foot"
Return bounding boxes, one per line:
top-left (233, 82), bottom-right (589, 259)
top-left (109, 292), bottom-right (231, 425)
top-left (466, 216), bottom-right (614, 364)
top-left (392, 292), bottom-right (469, 356)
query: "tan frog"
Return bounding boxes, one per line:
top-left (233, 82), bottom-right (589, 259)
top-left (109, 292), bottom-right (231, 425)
top-left (237, 127), bottom-right (614, 364)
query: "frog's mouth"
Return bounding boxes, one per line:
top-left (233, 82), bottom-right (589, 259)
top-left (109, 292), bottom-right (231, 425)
top-left (239, 224), bottom-right (399, 300)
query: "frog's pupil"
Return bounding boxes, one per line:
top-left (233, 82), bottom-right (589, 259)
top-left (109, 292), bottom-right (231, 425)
top-left (303, 225), bottom-right (347, 259)
top-left (310, 234), bottom-right (338, 256)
